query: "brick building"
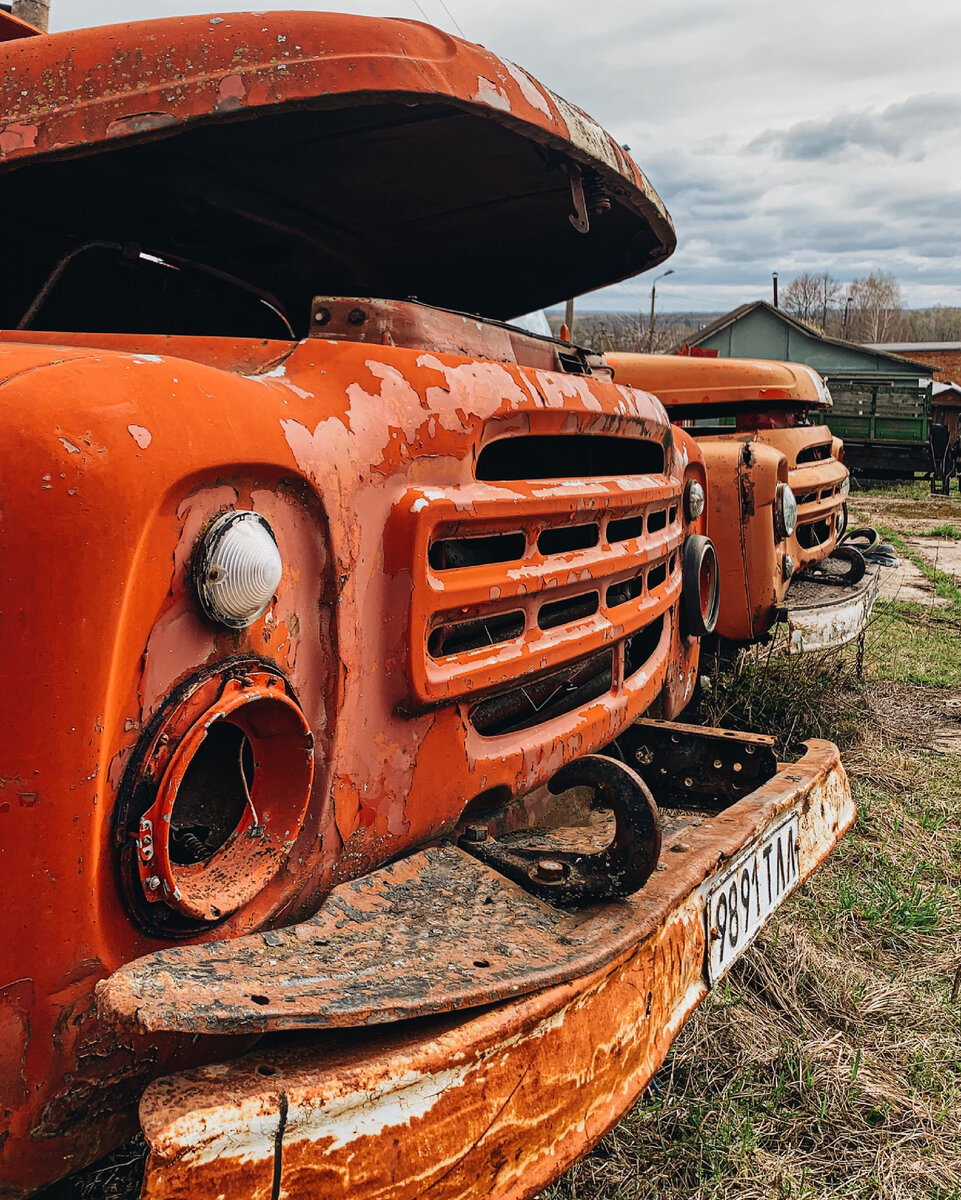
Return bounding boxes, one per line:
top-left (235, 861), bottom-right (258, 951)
top-left (866, 342), bottom-right (961, 382)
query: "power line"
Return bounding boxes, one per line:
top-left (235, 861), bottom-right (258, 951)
top-left (409, 0), bottom-right (468, 40)
top-left (436, 0), bottom-right (467, 38)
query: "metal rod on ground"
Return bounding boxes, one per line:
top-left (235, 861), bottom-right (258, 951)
top-left (11, 0), bottom-right (48, 30)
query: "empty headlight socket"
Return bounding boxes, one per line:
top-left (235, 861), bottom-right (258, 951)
top-left (117, 661), bottom-right (313, 936)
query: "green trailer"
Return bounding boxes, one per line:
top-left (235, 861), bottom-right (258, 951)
top-left (811, 375), bottom-right (932, 478)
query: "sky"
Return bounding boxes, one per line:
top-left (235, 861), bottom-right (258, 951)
top-left (47, 0), bottom-right (961, 314)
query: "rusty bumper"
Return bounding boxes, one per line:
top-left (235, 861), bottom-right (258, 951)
top-left (781, 560), bottom-right (880, 652)
top-left (112, 735), bottom-right (852, 1200)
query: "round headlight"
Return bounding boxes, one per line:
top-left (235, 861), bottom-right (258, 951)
top-left (196, 511), bottom-right (282, 629)
top-left (774, 483), bottom-right (798, 541)
top-left (684, 478), bottom-right (706, 522)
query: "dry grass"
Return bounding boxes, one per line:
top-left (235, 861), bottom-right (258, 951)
top-left (544, 636), bottom-right (961, 1200)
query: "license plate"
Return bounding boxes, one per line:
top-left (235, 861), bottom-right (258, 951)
top-left (704, 813), bottom-right (801, 983)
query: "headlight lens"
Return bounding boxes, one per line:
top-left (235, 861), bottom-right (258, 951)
top-left (684, 479), bottom-right (706, 522)
top-left (196, 511), bottom-right (282, 628)
top-left (774, 483), bottom-right (798, 541)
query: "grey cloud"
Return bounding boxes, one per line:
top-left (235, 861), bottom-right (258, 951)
top-left (748, 93), bottom-right (961, 161)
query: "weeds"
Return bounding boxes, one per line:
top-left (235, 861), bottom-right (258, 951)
top-left (699, 640), bottom-right (868, 755)
top-left (861, 600), bottom-right (961, 687)
top-left (917, 523), bottom-right (961, 540)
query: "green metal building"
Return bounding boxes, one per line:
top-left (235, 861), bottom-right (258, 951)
top-left (679, 300), bottom-right (934, 476)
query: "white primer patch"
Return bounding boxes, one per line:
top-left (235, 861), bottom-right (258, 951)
top-left (127, 424), bottom-right (152, 449)
top-left (504, 61), bottom-right (552, 116)
top-left (58, 436), bottom-right (80, 454)
top-left (473, 76), bottom-right (512, 112)
top-left (170, 1005), bottom-right (570, 1168)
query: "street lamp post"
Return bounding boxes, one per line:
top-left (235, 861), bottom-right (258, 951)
top-left (646, 269), bottom-right (675, 352)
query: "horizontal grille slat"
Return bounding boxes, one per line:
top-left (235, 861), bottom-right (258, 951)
top-left (404, 474), bottom-right (683, 708)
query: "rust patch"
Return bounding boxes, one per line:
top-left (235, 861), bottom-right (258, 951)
top-left (105, 112), bottom-right (177, 138)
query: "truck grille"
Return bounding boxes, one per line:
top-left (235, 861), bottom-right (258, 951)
top-left (402, 459), bottom-right (682, 713)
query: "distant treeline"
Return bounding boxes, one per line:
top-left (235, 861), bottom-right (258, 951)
top-left (547, 273), bottom-right (961, 353)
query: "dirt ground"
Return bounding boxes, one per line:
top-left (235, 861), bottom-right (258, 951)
top-left (850, 491), bottom-right (961, 606)
top-left (847, 494), bottom-right (961, 533)
top-left (875, 554), bottom-right (948, 606)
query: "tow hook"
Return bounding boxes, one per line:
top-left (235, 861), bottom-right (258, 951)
top-left (458, 754), bottom-right (661, 907)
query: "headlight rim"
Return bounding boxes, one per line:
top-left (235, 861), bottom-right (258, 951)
top-left (684, 478), bottom-right (706, 523)
top-left (774, 482), bottom-right (799, 541)
top-left (195, 509), bottom-right (283, 630)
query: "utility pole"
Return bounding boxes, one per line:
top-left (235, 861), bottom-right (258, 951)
top-left (11, 0), bottom-right (49, 30)
top-left (842, 296), bottom-right (853, 339)
top-left (564, 297), bottom-right (575, 341)
top-left (772, 272), bottom-right (778, 309)
top-left (646, 269), bottom-right (674, 352)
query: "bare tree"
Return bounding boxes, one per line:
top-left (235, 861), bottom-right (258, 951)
top-left (782, 272), bottom-right (841, 331)
top-left (815, 272), bottom-right (842, 329)
top-left (846, 272), bottom-right (904, 343)
top-left (781, 273), bottom-right (823, 324)
top-left (903, 305), bottom-right (961, 342)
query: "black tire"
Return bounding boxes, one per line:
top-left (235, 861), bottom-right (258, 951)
top-left (841, 526), bottom-right (881, 554)
top-left (682, 534), bottom-right (720, 637)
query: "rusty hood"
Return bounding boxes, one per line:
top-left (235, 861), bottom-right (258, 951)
top-left (607, 353), bottom-right (833, 418)
top-left (0, 11), bottom-right (675, 332)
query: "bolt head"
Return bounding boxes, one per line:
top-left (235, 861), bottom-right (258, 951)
top-left (534, 859), bottom-right (566, 883)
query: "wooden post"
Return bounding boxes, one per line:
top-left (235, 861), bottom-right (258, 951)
top-left (11, 0), bottom-right (48, 31)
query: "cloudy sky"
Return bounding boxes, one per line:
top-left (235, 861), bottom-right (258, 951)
top-left (48, 0), bottom-right (961, 313)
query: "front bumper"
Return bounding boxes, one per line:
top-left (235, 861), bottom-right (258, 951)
top-left (780, 558), bottom-right (880, 653)
top-left (99, 730), bottom-right (852, 1200)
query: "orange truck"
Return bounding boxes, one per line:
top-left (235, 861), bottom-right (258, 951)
top-left (0, 12), bottom-right (853, 1198)
top-left (608, 353), bottom-right (879, 650)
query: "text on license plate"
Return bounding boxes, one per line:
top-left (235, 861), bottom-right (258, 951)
top-left (705, 813), bottom-right (801, 983)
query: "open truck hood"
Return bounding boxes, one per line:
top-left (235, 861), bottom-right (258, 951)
top-left (0, 11), bottom-right (675, 334)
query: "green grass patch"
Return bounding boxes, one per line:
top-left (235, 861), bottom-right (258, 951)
top-left (860, 600), bottom-right (961, 687)
top-left (916, 523), bottom-right (961, 539)
top-left (699, 643), bottom-right (868, 754)
top-left (849, 477), bottom-right (931, 500)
